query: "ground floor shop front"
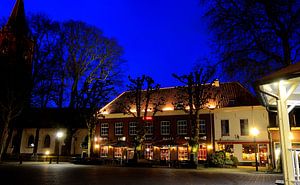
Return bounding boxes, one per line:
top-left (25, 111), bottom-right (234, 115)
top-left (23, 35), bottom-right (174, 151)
top-left (216, 141), bottom-right (270, 166)
top-left (92, 140), bottom-right (270, 166)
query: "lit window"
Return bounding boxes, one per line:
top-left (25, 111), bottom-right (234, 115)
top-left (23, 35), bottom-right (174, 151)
top-left (115, 122), bottom-right (123, 136)
top-left (100, 146), bottom-right (108, 157)
top-left (161, 121), bottom-right (170, 135)
top-left (114, 148), bottom-right (122, 158)
top-left (144, 144), bottom-right (153, 160)
top-left (242, 144), bottom-right (256, 161)
top-left (101, 123), bottom-right (109, 136)
top-left (177, 120), bottom-right (187, 135)
top-left (129, 122), bottom-right (137, 135)
top-left (198, 144), bottom-right (207, 160)
top-left (178, 146), bottom-right (188, 160)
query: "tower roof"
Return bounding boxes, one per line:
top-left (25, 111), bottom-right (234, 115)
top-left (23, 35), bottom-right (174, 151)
top-left (4, 0), bottom-right (30, 36)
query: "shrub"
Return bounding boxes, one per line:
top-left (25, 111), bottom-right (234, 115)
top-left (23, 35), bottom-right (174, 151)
top-left (230, 156), bottom-right (239, 167)
top-left (210, 151), bottom-right (225, 167)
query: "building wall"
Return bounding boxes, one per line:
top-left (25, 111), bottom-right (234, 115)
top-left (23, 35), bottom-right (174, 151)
top-left (214, 106), bottom-right (270, 163)
top-left (8, 128), bottom-right (87, 156)
top-left (96, 113), bottom-right (212, 144)
top-left (71, 128), bottom-right (89, 156)
top-left (214, 106), bottom-right (269, 141)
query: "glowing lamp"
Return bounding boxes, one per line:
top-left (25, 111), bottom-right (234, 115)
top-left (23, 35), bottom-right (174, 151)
top-left (143, 116), bottom-right (153, 120)
top-left (250, 128), bottom-right (259, 137)
top-left (56, 131), bottom-right (63, 138)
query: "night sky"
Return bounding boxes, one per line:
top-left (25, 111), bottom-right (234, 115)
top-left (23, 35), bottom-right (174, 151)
top-left (1, 0), bottom-right (214, 88)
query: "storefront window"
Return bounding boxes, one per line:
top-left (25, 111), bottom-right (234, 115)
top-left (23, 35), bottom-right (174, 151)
top-left (114, 147), bottom-right (122, 158)
top-left (144, 144), bottom-right (153, 160)
top-left (100, 146), bottom-right (108, 157)
top-left (242, 144), bottom-right (255, 161)
top-left (198, 144), bottom-right (207, 160)
top-left (160, 148), bottom-right (169, 161)
top-left (178, 146), bottom-right (188, 160)
top-left (259, 144), bottom-right (268, 166)
top-left (218, 144), bottom-right (233, 158)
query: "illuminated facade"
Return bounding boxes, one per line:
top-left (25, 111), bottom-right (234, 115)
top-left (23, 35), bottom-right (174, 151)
top-left (95, 81), bottom-right (268, 164)
top-left (214, 106), bottom-right (270, 165)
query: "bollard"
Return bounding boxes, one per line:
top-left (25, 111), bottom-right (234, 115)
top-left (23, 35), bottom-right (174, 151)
top-left (49, 158), bottom-right (52, 164)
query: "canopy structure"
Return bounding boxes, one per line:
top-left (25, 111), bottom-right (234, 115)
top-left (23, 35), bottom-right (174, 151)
top-left (256, 62), bottom-right (300, 185)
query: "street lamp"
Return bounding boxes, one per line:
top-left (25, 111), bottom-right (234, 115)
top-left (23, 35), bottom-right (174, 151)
top-left (250, 127), bottom-right (259, 171)
top-left (56, 131), bottom-right (63, 164)
top-left (208, 106), bottom-right (215, 152)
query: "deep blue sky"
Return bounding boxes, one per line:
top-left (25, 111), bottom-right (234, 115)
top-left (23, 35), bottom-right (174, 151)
top-left (1, 0), bottom-right (214, 88)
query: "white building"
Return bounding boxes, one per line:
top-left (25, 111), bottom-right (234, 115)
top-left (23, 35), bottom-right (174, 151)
top-left (214, 105), bottom-right (270, 165)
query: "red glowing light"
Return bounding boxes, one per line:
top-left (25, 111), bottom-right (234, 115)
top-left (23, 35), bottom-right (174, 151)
top-left (143, 116), bottom-right (153, 120)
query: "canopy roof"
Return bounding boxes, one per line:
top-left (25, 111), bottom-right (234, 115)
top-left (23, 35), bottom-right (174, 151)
top-left (256, 62), bottom-right (300, 108)
top-left (255, 62), bottom-right (300, 185)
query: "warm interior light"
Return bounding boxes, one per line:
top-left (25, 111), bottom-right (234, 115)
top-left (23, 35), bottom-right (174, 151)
top-left (162, 107), bottom-right (173, 111)
top-left (45, 151), bottom-right (50, 155)
top-left (207, 145), bottom-right (213, 150)
top-left (95, 144), bottom-right (100, 149)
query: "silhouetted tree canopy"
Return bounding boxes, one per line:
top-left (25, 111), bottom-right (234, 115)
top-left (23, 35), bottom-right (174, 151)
top-left (204, 0), bottom-right (300, 86)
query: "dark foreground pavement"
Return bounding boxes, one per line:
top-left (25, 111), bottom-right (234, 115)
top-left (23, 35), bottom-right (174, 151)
top-left (0, 162), bottom-right (282, 185)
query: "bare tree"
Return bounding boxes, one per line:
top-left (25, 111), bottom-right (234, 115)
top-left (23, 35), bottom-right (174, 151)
top-left (119, 75), bottom-right (164, 161)
top-left (28, 14), bottom-right (63, 158)
top-left (59, 20), bottom-right (124, 156)
top-left (173, 66), bottom-right (219, 164)
top-left (204, 0), bottom-right (300, 86)
top-left (29, 13), bottom-right (62, 108)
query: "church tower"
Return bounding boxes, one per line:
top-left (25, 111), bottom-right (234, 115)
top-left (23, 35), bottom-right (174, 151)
top-left (0, 0), bottom-right (34, 70)
top-left (0, 0), bottom-right (34, 104)
top-left (0, 0), bottom-right (34, 158)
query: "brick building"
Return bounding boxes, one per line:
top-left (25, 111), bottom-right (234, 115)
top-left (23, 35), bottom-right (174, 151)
top-left (94, 81), bottom-right (270, 165)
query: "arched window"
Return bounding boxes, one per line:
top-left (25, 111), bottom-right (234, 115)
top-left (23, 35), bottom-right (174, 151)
top-left (28, 135), bottom-right (34, 148)
top-left (44, 135), bottom-right (51, 148)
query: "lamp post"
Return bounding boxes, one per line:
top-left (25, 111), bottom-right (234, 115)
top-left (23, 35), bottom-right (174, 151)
top-left (250, 128), bottom-right (259, 171)
top-left (56, 131), bottom-right (63, 164)
top-left (208, 106), bottom-right (215, 152)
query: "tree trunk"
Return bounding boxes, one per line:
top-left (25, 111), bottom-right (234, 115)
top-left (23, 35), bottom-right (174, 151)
top-left (88, 126), bottom-right (95, 158)
top-left (0, 125), bottom-right (10, 161)
top-left (3, 126), bottom-right (14, 160)
top-left (33, 128), bottom-right (40, 160)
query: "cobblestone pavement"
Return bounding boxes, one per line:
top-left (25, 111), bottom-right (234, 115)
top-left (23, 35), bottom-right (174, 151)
top-left (0, 162), bottom-right (283, 185)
